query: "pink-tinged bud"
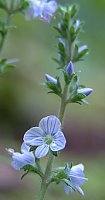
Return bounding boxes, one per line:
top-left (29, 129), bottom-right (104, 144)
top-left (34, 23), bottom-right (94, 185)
top-left (66, 61), bottom-right (74, 76)
top-left (45, 74), bottom-right (57, 85)
top-left (77, 88), bottom-right (93, 96)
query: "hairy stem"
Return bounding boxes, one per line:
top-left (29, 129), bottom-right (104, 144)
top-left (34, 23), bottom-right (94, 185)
top-left (36, 152), bottom-right (53, 200)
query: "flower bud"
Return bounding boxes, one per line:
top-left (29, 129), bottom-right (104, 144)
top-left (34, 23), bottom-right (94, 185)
top-left (78, 45), bottom-right (88, 53)
top-left (45, 74), bottom-right (57, 85)
top-left (77, 88), bottom-right (93, 96)
top-left (74, 19), bottom-right (80, 31)
top-left (66, 61), bottom-right (74, 76)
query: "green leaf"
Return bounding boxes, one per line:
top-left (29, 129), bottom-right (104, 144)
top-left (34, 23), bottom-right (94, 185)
top-left (78, 48), bottom-right (89, 60)
top-left (64, 71), bottom-right (75, 85)
top-left (72, 44), bottom-right (89, 62)
top-left (70, 4), bottom-right (79, 18)
top-left (70, 25), bottom-right (76, 42)
top-left (70, 93), bottom-right (86, 104)
top-left (46, 79), bottom-right (62, 97)
top-left (21, 164), bottom-right (43, 179)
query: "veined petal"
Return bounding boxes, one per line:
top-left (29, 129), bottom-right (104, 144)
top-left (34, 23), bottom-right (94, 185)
top-left (64, 183), bottom-right (73, 194)
top-left (21, 142), bottom-right (30, 153)
top-left (50, 131), bottom-right (66, 151)
top-left (69, 164), bottom-right (88, 185)
top-left (39, 115), bottom-right (61, 135)
top-left (12, 152), bottom-right (35, 170)
top-left (35, 144), bottom-right (49, 158)
top-left (23, 127), bottom-right (44, 146)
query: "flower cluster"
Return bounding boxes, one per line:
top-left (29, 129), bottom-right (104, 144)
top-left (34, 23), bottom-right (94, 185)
top-left (45, 60), bottom-right (93, 103)
top-left (25, 0), bottom-right (57, 22)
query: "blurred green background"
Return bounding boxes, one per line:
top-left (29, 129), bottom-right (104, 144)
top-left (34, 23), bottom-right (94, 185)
top-left (0, 0), bottom-right (105, 199)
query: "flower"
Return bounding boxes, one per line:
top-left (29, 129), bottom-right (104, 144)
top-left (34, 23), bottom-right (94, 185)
top-left (45, 74), bottom-right (57, 85)
top-left (64, 164), bottom-right (88, 196)
top-left (77, 88), bottom-right (93, 96)
top-left (23, 115), bottom-right (66, 158)
top-left (7, 143), bottom-right (35, 170)
top-left (65, 61), bottom-right (74, 76)
top-left (25, 0), bottom-right (57, 23)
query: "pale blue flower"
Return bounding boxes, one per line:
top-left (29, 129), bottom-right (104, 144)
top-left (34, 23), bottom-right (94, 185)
top-left (77, 88), bottom-right (93, 96)
top-left (25, 0), bottom-right (57, 22)
top-left (23, 115), bottom-right (66, 158)
top-left (64, 164), bottom-right (88, 196)
top-left (66, 61), bottom-right (74, 76)
top-left (7, 143), bottom-right (35, 170)
top-left (45, 74), bottom-right (57, 85)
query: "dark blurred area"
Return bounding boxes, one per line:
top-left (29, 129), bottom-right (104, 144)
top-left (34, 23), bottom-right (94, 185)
top-left (0, 0), bottom-right (105, 199)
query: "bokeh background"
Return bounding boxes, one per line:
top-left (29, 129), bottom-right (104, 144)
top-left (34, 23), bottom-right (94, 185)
top-left (0, 0), bottom-right (105, 199)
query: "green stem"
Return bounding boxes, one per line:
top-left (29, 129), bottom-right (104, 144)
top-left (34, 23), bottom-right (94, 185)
top-left (37, 9), bottom-right (72, 199)
top-left (0, 13), bottom-right (12, 54)
top-left (0, 34), bottom-right (6, 53)
top-left (58, 84), bottom-right (68, 124)
top-left (37, 83), bottom-right (69, 200)
top-left (36, 152), bottom-right (53, 200)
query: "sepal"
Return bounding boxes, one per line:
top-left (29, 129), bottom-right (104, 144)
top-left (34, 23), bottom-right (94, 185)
top-left (45, 76), bottom-right (62, 97)
top-left (73, 44), bottom-right (89, 62)
top-left (21, 164), bottom-right (42, 180)
top-left (64, 72), bottom-right (75, 85)
top-left (0, 58), bottom-right (16, 73)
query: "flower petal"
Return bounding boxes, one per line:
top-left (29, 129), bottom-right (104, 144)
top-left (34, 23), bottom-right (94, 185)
top-left (35, 144), bottom-right (49, 158)
top-left (23, 127), bottom-right (44, 146)
top-left (41, 1), bottom-right (57, 22)
top-left (21, 142), bottom-right (30, 153)
top-left (12, 152), bottom-right (35, 170)
top-left (64, 183), bottom-right (73, 194)
top-left (69, 164), bottom-right (88, 185)
top-left (50, 131), bottom-right (66, 151)
top-left (39, 115), bottom-right (61, 135)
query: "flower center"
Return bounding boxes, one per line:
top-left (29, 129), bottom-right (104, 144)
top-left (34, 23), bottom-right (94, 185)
top-left (44, 135), bottom-right (53, 145)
